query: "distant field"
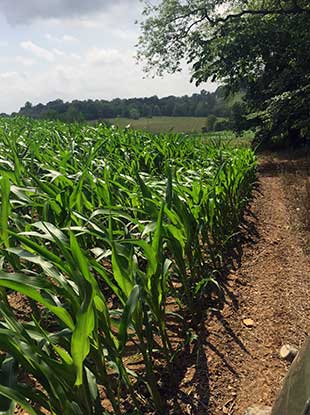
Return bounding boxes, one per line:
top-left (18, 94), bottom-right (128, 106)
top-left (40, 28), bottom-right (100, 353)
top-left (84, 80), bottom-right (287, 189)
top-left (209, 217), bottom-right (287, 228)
top-left (106, 116), bottom-right (210, 134)
top-left (104, 116), bottom-right (254, 147)
top-left (203, 130), bottom-right (255, 148)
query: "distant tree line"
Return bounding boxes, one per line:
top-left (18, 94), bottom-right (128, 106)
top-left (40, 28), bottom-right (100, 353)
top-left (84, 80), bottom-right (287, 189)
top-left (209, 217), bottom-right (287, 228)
top-left (15, 87), bottom-right (234, 123)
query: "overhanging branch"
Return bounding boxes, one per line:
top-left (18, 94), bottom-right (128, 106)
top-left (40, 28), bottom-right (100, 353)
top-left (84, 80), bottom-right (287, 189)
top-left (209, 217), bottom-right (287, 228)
top-left (215, 6), bottom-right (310, 24)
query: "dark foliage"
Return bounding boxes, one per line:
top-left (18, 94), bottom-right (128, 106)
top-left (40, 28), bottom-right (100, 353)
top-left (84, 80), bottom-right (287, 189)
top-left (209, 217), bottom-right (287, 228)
top-left (16, 87), bottom-right (231, 123)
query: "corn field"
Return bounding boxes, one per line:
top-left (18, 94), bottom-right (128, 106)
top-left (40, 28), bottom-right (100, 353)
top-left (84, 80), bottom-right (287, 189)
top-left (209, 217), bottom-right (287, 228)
top-left (0, 117), bottom-right (256, 414)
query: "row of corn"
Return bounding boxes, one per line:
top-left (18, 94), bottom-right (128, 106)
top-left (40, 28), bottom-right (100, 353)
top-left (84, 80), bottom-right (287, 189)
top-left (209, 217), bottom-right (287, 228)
top-left (0, 117), bottom-right (256, 414)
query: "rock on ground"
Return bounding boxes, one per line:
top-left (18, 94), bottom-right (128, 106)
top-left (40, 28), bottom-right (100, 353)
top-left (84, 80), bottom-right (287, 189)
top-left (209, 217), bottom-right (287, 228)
top-left (245, 405), bottom-right (272, 415)
top-left (279, 344), bottom-right (299, 362)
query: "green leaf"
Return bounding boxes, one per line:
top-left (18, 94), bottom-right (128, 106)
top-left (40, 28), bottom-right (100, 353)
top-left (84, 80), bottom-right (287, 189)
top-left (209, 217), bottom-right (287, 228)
top-left (0, 357), bottom-right (17, 414)
top-left (0, 272), bottom-right (74, 330)
top-left (0, 385), bottom-right (42, 415)
top-left (111, 241), bottom-right (133, 298)
top-left (70, 233), bottom-right (95, 386)
top-left (71, 289), bottom-right (95, 386)
top-left (0, 175), bottom-right (11, 249)
top-left (118, 285), bottom-right (140, 352)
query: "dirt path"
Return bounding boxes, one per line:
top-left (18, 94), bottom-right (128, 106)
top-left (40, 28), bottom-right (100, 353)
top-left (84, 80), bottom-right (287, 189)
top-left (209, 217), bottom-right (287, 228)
top-left (206, 155), bottom-right (310, 414)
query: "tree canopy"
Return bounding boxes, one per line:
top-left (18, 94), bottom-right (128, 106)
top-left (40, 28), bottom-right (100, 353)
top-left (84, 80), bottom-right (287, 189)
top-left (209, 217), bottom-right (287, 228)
top-left (137, 0), bottom-right (310, 146)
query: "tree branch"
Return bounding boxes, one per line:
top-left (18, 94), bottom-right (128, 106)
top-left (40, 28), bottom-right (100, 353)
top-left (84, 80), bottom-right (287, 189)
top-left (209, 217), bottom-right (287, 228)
top-left (215, 6), bottom-right (310, 24)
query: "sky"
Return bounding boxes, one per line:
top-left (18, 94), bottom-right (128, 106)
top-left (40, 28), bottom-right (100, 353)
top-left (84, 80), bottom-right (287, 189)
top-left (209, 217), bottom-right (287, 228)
top-left (0, 0), bottom-right (216, 114)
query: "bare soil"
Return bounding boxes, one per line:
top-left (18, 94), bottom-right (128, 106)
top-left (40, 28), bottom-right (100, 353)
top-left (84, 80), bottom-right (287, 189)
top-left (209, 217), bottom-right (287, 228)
top-left (204, 153), bottom-right (310, 414)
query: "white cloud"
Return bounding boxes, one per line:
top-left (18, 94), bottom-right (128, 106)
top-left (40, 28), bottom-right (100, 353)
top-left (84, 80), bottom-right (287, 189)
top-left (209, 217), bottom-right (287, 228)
top-left (62, 34), bottom-right (77, 42)
top-left (45, 33), bottom-right (77, 42)
top-left (20, 41), bottom-right (55, 62)
top-left (0, 0), bottom-right (125, 25)
top-left (15, 56), bottom-right (35, 66)
top-left (64, 18), bottom-right (101, 29)
top-left (52, 48), bottom-right (65, 57)
top-left (87, 48), bottom-right (124, 65)
top-left (0, 71), bottom-right (20, 80)
top-left (70, 53), bottom-right (82, 60)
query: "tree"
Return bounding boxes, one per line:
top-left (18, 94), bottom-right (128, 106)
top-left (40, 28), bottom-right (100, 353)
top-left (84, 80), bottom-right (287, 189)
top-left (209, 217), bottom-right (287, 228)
top-left (207, 114), bottom-right (217, 132)
top-left (129, 107), bottom-right (140, 120)
top-left (137, 0), bottom-right (310, 146)
top-left (194, 102), bottom-right (206, 117)
top-left (230, 102), bottom-right (248, 134)
top-left (19, 101), bottom-right (33, 116)
top-left (64, 106), bottom-right (85, 123)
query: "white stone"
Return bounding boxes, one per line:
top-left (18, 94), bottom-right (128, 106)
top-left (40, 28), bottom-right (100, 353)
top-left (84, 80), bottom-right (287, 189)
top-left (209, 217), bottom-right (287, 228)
top-left (245, 405), bottom-right (272, 415)
top-left (279, 344), bottom-right (299, 362)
